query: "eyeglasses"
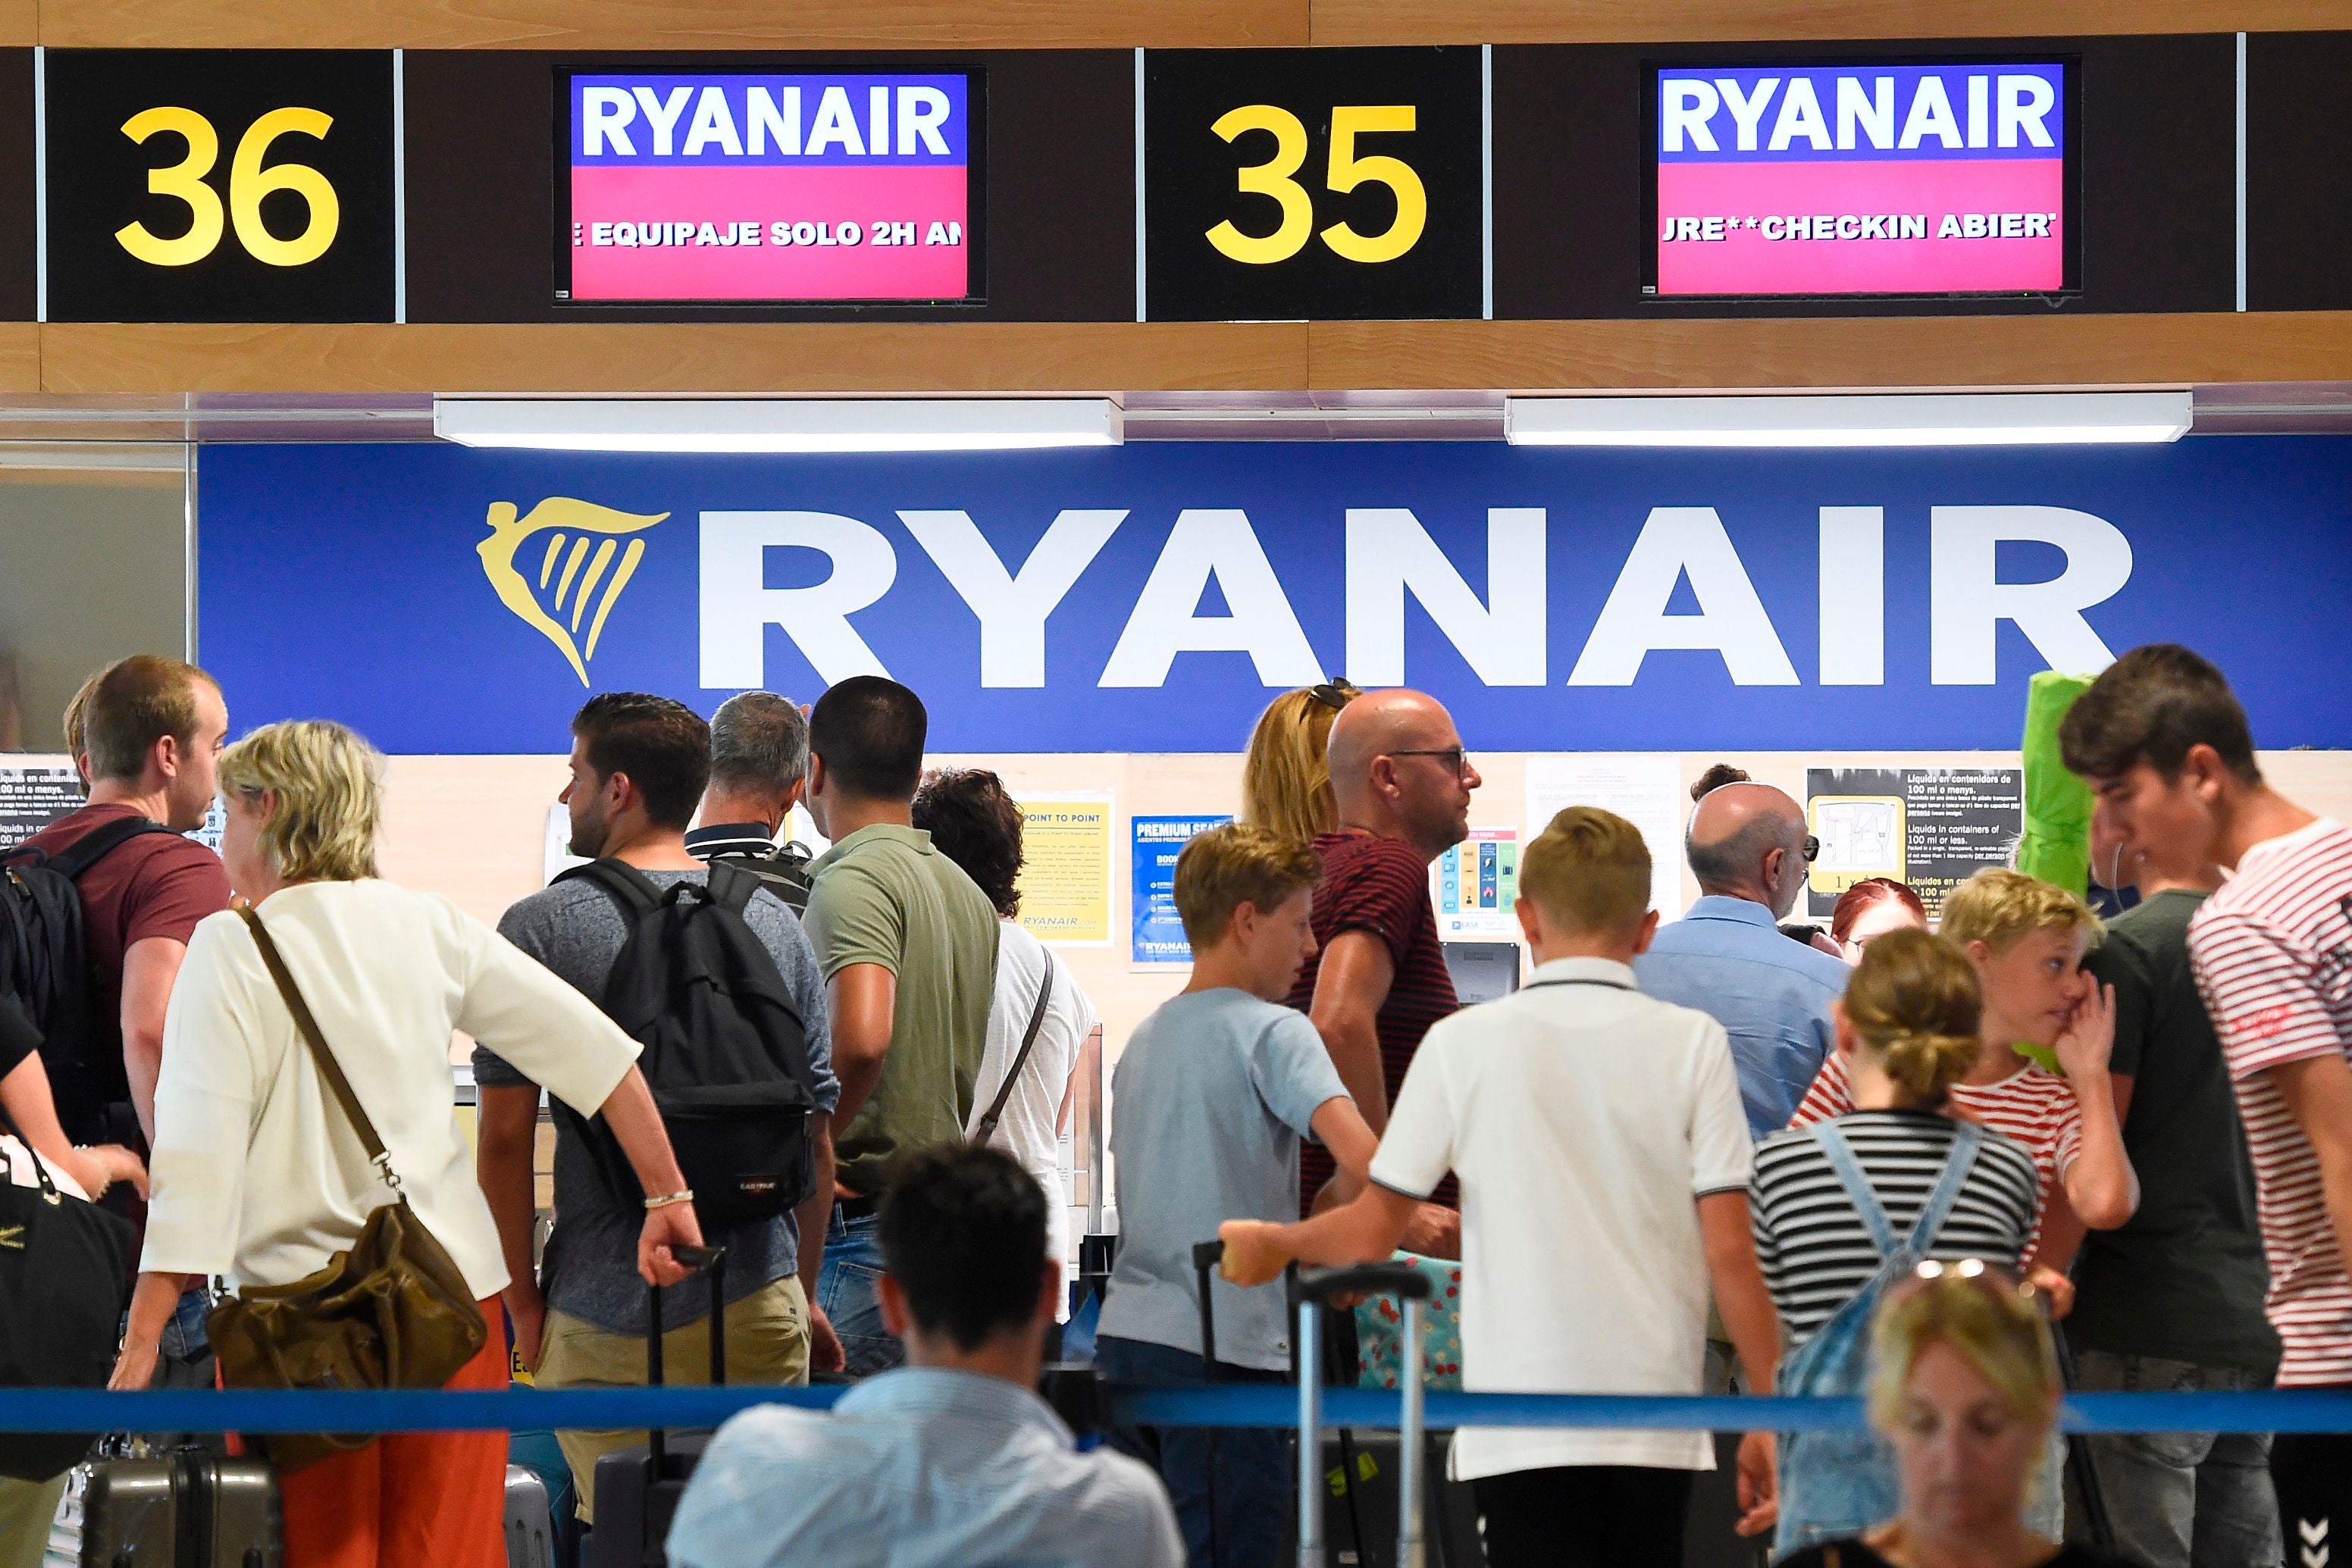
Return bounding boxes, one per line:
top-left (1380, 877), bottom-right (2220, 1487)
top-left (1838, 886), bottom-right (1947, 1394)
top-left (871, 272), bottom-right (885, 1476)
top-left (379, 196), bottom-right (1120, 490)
top-left (1802, 835), bottom-right (1820, 862)
top-left (1305, 679), bottom-right (1360, 714)
top-left (1390, 746), bottom-right (1472, 779)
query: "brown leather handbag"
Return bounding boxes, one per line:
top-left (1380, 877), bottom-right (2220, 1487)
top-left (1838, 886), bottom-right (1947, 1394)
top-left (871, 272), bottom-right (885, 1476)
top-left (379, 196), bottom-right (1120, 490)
top-left (205, 904), bottom-right (487, 1473)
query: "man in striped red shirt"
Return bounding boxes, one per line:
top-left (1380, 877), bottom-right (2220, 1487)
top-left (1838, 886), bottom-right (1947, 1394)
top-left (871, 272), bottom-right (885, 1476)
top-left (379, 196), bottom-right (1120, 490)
top-left (2064, 643), bottom-right (2352, 1551)
top-left (1287, 689), bottom-right (1472, 1259)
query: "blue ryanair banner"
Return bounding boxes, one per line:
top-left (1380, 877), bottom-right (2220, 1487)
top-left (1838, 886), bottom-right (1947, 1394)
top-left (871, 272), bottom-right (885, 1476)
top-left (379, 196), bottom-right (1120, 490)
top-left (197, 439), bottom-right (2352, 756)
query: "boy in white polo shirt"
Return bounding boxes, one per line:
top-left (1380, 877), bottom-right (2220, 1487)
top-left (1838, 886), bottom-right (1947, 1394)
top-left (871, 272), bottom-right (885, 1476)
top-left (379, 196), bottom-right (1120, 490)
top-left (1220, 806), bottom-right (1783, 1568)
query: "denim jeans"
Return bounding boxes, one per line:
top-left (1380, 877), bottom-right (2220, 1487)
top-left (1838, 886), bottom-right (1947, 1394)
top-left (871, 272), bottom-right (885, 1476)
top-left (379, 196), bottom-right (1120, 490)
top-left (1096, 1335), bottom-right (1292, 1568)
top-left (816, 1208), bottom-right (904, 1378)
top-left (2069, 1350), bottom-right (2282, 1568)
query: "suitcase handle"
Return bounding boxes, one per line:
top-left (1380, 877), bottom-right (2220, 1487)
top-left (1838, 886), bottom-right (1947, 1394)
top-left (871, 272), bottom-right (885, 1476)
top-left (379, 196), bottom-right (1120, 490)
top-left (648, 1246), bottom-right (728, 1475)
top-left (1189, 1240), bottom-right (1223, 1368)
top-left (1295, 1263), bottom-right (1433, 1308)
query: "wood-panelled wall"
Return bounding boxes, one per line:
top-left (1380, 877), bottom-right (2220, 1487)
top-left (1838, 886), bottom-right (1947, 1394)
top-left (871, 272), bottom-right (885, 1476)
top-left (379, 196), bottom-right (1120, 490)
top-left (14, 0), bottom-right (2342, 49)
top-left (23, 313), bottom-right (2352, 396)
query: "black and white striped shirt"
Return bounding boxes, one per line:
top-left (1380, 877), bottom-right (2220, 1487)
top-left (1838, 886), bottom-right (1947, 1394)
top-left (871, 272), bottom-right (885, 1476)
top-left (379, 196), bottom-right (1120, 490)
top-left (1750, 1110), bottom-right (2042, 1344)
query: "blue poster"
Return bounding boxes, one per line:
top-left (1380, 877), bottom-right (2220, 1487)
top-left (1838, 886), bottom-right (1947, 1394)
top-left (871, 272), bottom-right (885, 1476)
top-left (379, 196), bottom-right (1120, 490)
top-left (1131, 814), bottom-right (1231, 964)
top-left (196, 438), bottom-right (2352, 756)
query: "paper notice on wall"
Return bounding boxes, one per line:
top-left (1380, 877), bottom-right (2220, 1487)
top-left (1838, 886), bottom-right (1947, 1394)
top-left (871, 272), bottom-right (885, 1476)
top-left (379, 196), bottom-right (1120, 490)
top-left (0, 755), bottom-right (82, 851)
top-left (1806, 766), bottom-right (2022, 920)
top-left (1130, 813), bottom-right (1232, 965)
top-left (1015, 795), bottom-right (1114, 946)
top-left (1526, 753), bottom-right (1686, 921)
top-left (1432, 826), bottom-right (1521, 940)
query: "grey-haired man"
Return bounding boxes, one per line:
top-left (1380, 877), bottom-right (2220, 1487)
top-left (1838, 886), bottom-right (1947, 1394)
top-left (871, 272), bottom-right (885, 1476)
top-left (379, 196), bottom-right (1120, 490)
top-left (688, 690), bottom-right (818, 914)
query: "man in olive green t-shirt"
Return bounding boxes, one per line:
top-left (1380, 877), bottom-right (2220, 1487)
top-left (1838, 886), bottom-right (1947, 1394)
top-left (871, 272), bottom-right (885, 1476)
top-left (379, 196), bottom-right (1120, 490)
top-left (800, 676), bottom-right (999, 1374)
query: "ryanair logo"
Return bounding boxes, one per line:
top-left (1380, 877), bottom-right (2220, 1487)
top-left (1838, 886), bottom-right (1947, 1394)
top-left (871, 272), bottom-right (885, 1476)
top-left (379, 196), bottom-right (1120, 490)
top-left (0, 1225), bottom-right (22, 1251)
top-left (478, 497), bottom-right (669, 686)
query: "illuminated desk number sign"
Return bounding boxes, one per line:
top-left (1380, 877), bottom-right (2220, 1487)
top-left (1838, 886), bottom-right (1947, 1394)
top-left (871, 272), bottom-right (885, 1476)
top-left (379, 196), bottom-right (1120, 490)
top-left (1145, 49), bottom-right (1482, 321)
top-left (42, 50), bottom-right (397, 322)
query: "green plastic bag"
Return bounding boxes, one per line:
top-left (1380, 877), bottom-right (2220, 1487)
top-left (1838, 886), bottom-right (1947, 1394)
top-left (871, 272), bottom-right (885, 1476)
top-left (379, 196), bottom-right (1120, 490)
top-left (2015, 668), bottom-right (2095, 903)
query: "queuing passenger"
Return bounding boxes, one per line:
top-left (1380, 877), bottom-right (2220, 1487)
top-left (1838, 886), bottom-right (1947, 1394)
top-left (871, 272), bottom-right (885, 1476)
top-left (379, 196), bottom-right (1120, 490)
top-left (22, 655), bottom-right (231, 1151)
top-left (1751, 929), bottom-right (2049, 1550)
top-left (687, 690), bottom-right (818, 914)
top-left (1790, 870), bottom-right (2137, 1269)
top-left (477, 693), bottom-right (840, 1523)
top-left (110, 719), bottom-right (706, 1568)
top-left (19, 655), bottom-right (233, 1368)
top-left (2059, 793), bottom-right (2280, 1568)
top-left (1239, 678), bottom-right (1358, 841)
top-left (1831, 878), bottom-right (1928, 965)
top-left (1636, 780), bottom-right (1850, 1138)
top-left (1222, 807), bottom-right (1782, 1568)
top-left (1099, 822), bottom-right (1376, 1568)
top-left (801, 676), bottom-right (1000, 1374)
top-left (1774, 1262), bottom-right (2134, 1568)
top-left (2061, 642), bottom-right (2352, 1545)
top-left (1286, 688), bottom-right (1469, 1255)
top-left (667, 1147), bottom-right (1182, 1568)
top-left (911, 768), bottom-right (1101, 1304)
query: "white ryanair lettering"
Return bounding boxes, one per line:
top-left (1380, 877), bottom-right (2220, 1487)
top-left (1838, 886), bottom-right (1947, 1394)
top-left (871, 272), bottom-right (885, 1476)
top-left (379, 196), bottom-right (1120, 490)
top-left (699, 505), bottom-right (2131, 692)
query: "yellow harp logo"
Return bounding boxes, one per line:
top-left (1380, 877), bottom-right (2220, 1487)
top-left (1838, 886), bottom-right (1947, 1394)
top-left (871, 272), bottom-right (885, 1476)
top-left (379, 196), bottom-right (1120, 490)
top-left (478, 498), bottom-right (669, 686)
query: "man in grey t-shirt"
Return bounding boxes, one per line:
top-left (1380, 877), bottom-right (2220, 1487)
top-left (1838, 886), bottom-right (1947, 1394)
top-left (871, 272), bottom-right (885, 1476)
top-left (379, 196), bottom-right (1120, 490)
top-left (474, 693), bottom-right (840, 1524)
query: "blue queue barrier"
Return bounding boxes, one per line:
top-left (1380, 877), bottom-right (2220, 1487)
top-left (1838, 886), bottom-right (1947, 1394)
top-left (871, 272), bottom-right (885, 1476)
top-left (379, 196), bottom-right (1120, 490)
top-left (2, 1385), bottom-right (2351, 1434)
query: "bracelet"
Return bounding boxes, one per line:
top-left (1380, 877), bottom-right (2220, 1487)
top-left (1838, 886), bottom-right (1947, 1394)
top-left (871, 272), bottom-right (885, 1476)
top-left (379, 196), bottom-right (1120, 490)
top-left (644, 1189), bottom-right (695, 1210)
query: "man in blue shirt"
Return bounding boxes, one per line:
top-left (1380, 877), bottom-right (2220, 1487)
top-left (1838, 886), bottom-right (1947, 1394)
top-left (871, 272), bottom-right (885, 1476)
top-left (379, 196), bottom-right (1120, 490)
top-left (667, 1146), bottom-right (1183, 1568)
top-left (1633, 781), bottom-right (1848, 1138)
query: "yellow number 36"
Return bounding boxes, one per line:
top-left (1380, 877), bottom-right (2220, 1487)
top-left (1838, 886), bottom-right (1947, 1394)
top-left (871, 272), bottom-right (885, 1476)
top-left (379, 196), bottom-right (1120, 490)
top-left (1205, 103), bottom-right (1429, 267)
top-left (114, 105), bottom-right (341, 268)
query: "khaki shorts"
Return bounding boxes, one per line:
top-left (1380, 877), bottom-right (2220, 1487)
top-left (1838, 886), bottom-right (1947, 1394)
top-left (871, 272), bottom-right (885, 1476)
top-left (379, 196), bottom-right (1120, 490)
top-left (0, 1473), bottom-right (66, 1568)
top-left (538, 1274), bottom-right (810, 1523)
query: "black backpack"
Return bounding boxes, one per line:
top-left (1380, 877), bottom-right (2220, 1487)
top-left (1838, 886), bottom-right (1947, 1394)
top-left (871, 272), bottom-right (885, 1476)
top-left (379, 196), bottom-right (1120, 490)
top-left (0, 816), bottom-right (178, 1147)
top-left (556, 859), bottom-right (820, 1232)
top-left (701, 840), bottom-right (813, 916)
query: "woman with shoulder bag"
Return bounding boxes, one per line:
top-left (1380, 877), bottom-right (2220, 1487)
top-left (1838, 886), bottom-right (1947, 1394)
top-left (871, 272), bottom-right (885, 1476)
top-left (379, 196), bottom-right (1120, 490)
top-left (108, 720), bottom-right (705, 1568)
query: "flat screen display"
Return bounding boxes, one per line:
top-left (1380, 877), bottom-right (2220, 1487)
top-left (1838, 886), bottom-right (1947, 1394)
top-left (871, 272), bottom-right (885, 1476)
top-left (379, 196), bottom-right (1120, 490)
top-left (1648, 62), bottom-right (2075, 299)
top-left (558, 68), bottom-right (982, 305)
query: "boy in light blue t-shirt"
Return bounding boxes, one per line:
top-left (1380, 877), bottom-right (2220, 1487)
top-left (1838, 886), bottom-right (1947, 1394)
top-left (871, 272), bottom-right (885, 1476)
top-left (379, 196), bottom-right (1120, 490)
top-left (1098, 823), bottom-right (1376, 1568)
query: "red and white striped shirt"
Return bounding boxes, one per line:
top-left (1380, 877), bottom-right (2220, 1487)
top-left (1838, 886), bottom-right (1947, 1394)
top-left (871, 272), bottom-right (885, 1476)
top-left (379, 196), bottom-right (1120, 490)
top-left (1790, 1050), bottom-right (2076, 1257)
top-left (2189, 818), bottom-right (2352, 1388)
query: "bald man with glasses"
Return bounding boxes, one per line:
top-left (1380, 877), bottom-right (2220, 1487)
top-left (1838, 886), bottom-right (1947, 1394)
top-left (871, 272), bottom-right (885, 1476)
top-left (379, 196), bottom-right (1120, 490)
top-left (1634, 781), bottom-right (1849, 1141)
top-left (1284, 689), bottom-right (1478, 1257)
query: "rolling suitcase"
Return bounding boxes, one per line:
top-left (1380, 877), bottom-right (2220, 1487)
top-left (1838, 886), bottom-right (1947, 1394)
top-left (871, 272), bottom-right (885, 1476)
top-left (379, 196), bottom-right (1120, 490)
top-left (506, 1463), bottom-right (556, 1568)
top-left (1293, 1263), bottom-right (1434, 1568)
top-left (1190, 1244), bottom-right (1466, 1568)
top-left (78, 1446), bottom-right (281, 1567)
top-left (587, 1245), bottom-right (726, 1568)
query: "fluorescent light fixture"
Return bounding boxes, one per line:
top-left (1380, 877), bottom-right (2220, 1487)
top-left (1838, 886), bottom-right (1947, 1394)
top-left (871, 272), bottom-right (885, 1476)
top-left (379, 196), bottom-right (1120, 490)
top-left (433, 398), bottom-right (1123, 453)
top-left (1505, 392), bottom-right (2193, 449)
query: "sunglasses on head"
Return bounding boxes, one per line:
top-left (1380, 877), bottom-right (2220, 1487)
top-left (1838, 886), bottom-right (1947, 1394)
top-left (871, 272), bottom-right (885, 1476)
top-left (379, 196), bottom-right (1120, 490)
top-left (1306, 679), bottom-right (1360, 714)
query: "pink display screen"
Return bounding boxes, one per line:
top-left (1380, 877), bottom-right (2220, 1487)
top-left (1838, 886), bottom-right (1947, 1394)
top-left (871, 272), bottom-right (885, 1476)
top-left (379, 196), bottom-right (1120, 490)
top-left (560, 70), bottom-right (980, 305)
top-left (1652, 64), bottom-right (2071, 298)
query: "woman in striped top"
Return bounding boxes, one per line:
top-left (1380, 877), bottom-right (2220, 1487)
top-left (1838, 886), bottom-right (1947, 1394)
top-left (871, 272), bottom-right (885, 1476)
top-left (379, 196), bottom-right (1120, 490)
top-left (1789, 869), bottom-right (2139, 1271)
top-left (1753, 928), bottom-right (2046, 1344)
top-left (1757, 928), bottom-right (2072, 1551)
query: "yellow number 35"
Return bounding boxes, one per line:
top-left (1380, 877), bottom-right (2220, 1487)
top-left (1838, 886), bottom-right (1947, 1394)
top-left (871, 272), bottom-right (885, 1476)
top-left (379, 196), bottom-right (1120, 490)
top-left (114, 105), bottom-right (341, 268)
top-left (1205, 104), bottom-right (1429, 267)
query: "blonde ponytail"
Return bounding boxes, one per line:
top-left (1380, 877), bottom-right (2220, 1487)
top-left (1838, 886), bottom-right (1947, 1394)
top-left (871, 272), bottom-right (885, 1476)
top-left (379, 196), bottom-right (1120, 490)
top-left (1844, 928), bottom-right (1984, 1109)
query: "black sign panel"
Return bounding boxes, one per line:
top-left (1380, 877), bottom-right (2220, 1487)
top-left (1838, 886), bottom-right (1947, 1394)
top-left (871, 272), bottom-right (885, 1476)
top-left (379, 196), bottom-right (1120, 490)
top-left (44, 49), bottom-right (396, 322)
top-left (1145, 47), bottom-right (1482, 322)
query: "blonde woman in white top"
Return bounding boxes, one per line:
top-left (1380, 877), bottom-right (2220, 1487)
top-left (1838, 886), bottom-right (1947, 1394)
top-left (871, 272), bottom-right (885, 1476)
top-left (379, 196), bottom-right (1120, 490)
top-left (108, 720), bottom-right (703, 1568)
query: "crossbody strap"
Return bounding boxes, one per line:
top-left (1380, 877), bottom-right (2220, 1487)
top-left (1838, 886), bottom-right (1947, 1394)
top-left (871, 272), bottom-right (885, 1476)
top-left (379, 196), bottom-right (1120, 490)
top-left (236, 904), bottom-right (402, 1195)
top-left (973, 952), bottom-right (1055, 1148)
